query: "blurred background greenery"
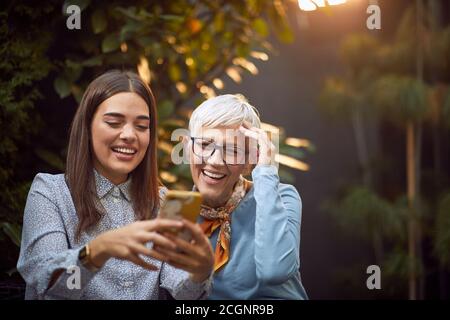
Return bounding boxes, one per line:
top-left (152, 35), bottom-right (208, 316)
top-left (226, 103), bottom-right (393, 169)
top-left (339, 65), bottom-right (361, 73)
top-left (0, 0), bottom-right (449, 300)
top-left (317, 0), bottom-right (450, 299)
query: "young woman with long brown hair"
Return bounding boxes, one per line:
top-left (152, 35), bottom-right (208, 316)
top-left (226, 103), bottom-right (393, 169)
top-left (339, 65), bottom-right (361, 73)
top-left (17, 70), bottom-right (214, 299)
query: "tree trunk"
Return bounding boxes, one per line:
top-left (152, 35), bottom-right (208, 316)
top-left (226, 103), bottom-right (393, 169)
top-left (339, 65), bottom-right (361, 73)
top-left (372, 229), bottom-right (384, 266)
top-left (415, 122), bottom-right (424, 299)
top-left (415, 0), bottom-right (425, 300)
top-left (406, 121), bottom-right (417, 300)
top-left (351, 108), bottom-right (385, 267)
top-left (429, 0), bottom-right (446, 300)
top-left (351, 108), bottom-right (372, 187)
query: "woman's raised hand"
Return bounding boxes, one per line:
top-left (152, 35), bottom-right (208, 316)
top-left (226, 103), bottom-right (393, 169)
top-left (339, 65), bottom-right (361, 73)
top-left (239, 121), bottom-right (276, 166)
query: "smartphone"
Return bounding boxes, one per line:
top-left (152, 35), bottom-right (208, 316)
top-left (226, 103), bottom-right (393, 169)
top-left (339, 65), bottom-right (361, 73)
top-left (158, 190), bottom-right (202, 241)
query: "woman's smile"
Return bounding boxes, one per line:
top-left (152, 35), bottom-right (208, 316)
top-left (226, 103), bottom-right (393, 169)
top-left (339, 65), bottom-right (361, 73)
top-left (111, 145), bottom-right (138, 161)
top-left (200, 168), bottom-right (228, 185)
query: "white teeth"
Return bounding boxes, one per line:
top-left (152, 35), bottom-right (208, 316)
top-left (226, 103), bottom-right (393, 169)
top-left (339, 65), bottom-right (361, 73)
top-left (202, 170), bottom-right (226, 179)
top-left (112, 147), bottom-right (136, 154)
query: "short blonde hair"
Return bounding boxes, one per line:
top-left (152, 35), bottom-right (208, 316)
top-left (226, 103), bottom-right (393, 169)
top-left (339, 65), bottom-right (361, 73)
top-left (189, 94), bottom-right (261, 136)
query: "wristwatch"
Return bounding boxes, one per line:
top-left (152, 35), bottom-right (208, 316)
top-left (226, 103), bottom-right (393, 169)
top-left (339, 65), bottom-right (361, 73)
top-left (78, 244), bottom-right (100, 272)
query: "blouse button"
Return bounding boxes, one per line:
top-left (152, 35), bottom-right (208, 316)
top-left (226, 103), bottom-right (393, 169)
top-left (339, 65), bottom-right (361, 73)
top-left (122, 280), bottom-right (134, 287)
top-left (110, 186), bottom-right (118, 195)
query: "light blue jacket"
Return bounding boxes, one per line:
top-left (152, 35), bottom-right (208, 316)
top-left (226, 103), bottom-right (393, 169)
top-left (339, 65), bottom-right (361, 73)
top-left (198, 165), bottom-right (308, 299)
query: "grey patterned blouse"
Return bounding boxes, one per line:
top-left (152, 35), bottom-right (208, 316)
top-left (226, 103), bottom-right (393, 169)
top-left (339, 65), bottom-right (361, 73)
top-left (17, 170), bottom-right (212, 300)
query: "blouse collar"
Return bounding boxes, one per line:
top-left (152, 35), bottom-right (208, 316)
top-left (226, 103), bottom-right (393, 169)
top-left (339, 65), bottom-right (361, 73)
top-left (94, 169), bottom-right (132, 202)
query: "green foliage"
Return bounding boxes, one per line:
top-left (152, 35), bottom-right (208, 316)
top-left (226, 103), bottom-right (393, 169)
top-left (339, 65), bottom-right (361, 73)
top-left (320, 6), bottom-right (450, 125)
top-left (372, 75), bottom-right (428, 123)
top-left (382, 249), bottom-right (424, 282)
top-left (38, 0), bottom-right (304, 188)
top-left (0, 223), bottom-right (22, 248)
top-left (319, 34), bottom-right (381, 122)
top-left (0, 0), bottom-right (309, 251)
top-left (319, 2), bottom-right (450, 296)
top-left (443, 88), bottom-right (450, 128)
top-left (0, 3), bottom-right (55, 230)
top-left (326, 187), bottom-right (404, 241)
top-left (339, 34), bottom-right (379, 76)
top-left (428, 26), bottom-right (450, 77)
top-left (319, 77), bottom-right (359, 119)
top-left (46, 0), bottom-right (295, 107)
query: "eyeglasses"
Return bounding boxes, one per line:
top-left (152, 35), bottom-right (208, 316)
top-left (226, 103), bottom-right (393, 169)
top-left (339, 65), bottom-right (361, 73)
top-left (190, 137), bottom-right (246, 165)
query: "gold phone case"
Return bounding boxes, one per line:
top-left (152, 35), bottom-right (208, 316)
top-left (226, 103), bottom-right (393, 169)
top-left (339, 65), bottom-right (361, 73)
top-left (160, 190), bottom-right (202, 223)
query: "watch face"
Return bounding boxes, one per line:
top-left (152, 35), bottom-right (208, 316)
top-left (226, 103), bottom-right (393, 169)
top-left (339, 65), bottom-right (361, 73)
top-left (78, 246), bottom-right (99, 272)
top-left (79, 246), bottom-right (87, 260)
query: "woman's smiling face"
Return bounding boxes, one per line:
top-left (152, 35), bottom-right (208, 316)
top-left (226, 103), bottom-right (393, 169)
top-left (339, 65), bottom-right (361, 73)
top-left (91, 92), bottom-right (150, 185)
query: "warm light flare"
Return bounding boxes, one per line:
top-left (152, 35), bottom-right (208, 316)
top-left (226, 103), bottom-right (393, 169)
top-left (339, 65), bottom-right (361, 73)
top-left (185, 57), bottom-right (194, 67)
top-left (298, 0), bottom-right (347, 11)
top-left (327, 0), bottom-right (347, 5)
top-left (276, 154), bottom-right (310, 171)
top-left (213, 78), bottom-right (224, 90)
top-left (233, 57), bottom-right (258, 75)
top-left (298, 0), bottom-right (317, 11)
top-left (250, 51), bottom-right (269, 61)
top-left (226, 67), bottom-right (242, 83)
top-left (313, 0), bottom-right (326, 7)
top-left (158, 141), bottom-right (173, 154)
top-left (176, 82), bottom-right (187, 94)
top-left (285, 137), bottom-right (311, 148)
top-left (260, 122), bottom-right (280, 135)
top-left (160, 171), bottom-right (177, 183)
top-left (137, 56), bottom-right (151, 84)
top-left (166, 35), bottom-right (176, 44)
top-left (200, 85), bottom-right (216, 99)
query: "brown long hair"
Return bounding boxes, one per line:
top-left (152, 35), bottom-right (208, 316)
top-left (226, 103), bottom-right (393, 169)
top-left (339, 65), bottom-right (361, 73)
top-left (65, 70), bottom-right (159, 238)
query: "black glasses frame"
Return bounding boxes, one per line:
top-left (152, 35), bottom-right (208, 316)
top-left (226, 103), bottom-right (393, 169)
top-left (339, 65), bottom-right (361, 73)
top-left (190, 137), bottom-right (246, 165)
